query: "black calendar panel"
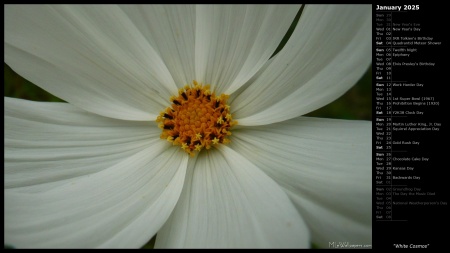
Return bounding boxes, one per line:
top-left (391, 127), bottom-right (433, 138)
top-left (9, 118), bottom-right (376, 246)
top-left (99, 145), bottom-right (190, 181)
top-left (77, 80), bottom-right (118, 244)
top-left (373, 3), bottom-right (448, 249)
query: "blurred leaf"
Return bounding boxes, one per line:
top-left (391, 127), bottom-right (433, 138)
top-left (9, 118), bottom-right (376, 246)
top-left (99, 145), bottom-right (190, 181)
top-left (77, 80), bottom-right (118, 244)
top-left (4, 63), bottom-right (65, 102)
top-left (305, 66), bottom-right (372, 120)
top-left (142, 235), bottom-right (156, 249)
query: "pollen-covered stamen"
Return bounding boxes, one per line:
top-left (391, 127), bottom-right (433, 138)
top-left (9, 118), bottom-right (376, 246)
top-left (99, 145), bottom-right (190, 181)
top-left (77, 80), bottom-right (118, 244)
top-left (156, 80), bottom-right (238, 157)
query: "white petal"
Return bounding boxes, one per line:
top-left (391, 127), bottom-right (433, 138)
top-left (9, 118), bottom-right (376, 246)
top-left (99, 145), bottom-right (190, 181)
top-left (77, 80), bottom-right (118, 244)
top-left (5, 5), bottom-right (178, 121)
top-left (229, 117), bottom-right (372, 247)
top-left (4, 97), bottom-right (159, 189)
top-left (155, 145), bottom-right (309, 248)
top-left (195, 5), bottom-right (300, 94)
top-left (233, 5), bottom-right (372, 126)
top-left (228, 54), bottom-right (277, 105)
top-left (5, 140), bottom-right (188, 248)
top-left (120, 5), bottom-right (196, 88)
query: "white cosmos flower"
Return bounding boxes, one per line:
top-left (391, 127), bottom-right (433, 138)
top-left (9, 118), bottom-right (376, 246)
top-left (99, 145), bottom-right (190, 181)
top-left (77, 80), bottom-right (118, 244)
top-left (4, 4), bottom-right (372, 249)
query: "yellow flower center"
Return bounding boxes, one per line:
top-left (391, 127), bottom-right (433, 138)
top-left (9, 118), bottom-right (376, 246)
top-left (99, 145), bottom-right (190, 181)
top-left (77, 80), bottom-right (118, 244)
top-left (157, 80), bottom-right (237, 157)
